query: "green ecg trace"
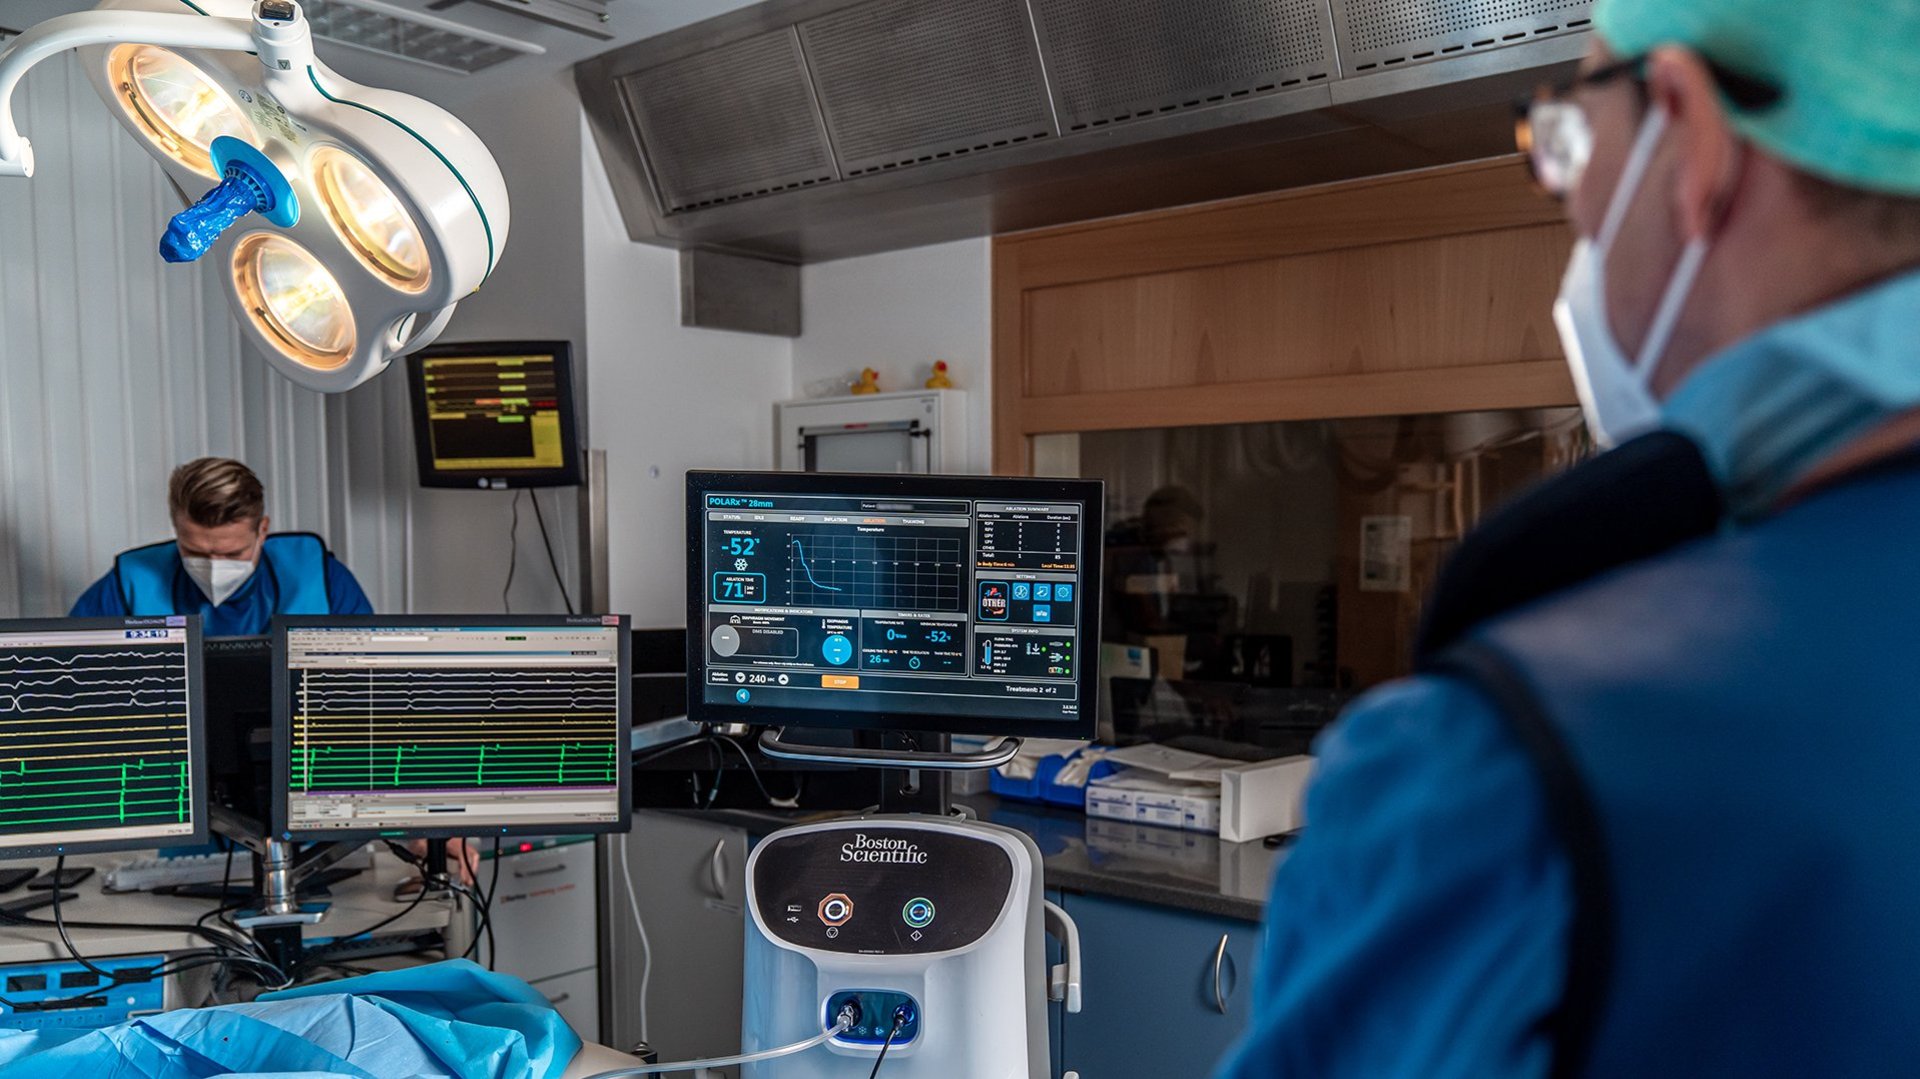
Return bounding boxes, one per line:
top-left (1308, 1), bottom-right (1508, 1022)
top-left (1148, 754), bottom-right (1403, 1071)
top-left (294, 742), bottom-right (618, 792)
top-left (0, 757), bottom-right (191, 830)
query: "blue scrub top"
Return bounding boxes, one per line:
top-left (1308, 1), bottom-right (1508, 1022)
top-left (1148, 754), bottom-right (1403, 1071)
top-left (1213, 676), bottom-right (1568, 1079)
top-left (69, 545), bottom-right (374, 636)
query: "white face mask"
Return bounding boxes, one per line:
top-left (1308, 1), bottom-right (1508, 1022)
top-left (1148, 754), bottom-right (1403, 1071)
top-left (1554, 108), bottom-right (1712, 449)
top-left (181, 554), bottom-right (257, 606)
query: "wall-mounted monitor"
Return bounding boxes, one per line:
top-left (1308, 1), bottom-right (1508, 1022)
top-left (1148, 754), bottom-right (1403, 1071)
top-left (406, 340), bottom-right (582, 489)
top-left (686, 471), bottom-right (1104, 740)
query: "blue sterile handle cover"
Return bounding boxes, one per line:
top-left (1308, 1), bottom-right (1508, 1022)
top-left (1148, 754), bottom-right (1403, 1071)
top-left (158, 136), bottom-right (299, 263)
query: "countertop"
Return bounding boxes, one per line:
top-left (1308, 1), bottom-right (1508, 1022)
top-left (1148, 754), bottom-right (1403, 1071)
top-left (0, 850), bottom-right (454, 965)
top-left (653, 794), bottom-right (1283, 924)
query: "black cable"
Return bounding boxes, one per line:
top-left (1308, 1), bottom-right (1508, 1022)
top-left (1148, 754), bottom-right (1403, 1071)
top-left (629, 736), bottom-right (708, 767)
top-left (528, 491), bottom-right (577, 614)
top-left (450, 881), bottom-right (490, 961)
top-left (502, 490), bottom-right (522, 612)
top-left (306, 874), bottom-right (429, 952)
top-left (869, 1011), bottom-right (909, 1079)
top-left (712, 733), bottom-right (802, 807)
top-left (49, 856), bottom-right (115, 981)
top-left (216, 842), bottom-right (235, 911)
top-left (484, 837), bottom-right (502, 971)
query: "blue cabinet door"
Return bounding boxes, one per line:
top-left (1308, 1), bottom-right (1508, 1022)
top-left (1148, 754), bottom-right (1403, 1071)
top-left (1057, 893), bottom-right (1259, 1078)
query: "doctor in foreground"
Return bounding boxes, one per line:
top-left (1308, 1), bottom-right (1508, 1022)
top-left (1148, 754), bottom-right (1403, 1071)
top-left (71, 456), bottom-right (372, 635)
top-left (1220, 0), bottom-right (1920, 1076)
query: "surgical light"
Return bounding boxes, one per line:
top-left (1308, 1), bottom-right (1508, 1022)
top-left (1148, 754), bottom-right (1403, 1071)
top-left (111, 44), bottom-right (254, 179)
top-left (235, 232), bottom-right (356, 368)
top-left (311, 145), bottom-right (429, 291)
top-left (0, 0), bottom-right (512, 393)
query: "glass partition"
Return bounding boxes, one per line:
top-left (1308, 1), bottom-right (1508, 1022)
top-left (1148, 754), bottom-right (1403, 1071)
top-left (1035, 407), bottom-right (1589, 758)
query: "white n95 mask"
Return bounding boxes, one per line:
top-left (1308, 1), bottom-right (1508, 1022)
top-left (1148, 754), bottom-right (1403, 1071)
top-left (1554, 107), bottom-right (1711, 449)
top-left (182, 556), bottom-right (257, 606)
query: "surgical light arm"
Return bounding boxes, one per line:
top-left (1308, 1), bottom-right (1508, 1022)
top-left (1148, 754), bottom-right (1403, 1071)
top-left (0, 10), bottom-right (258, 178)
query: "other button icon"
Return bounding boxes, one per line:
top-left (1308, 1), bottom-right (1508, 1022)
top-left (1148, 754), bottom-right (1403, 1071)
top-left (735, 688), bottom-right (751, 703)
top-left (818, 893), bottom-right (854, 926)
top-left (903, 897), bottom-right (935, 929)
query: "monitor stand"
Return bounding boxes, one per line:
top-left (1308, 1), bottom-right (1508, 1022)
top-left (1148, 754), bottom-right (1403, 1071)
top-left (211, 807), bottom-right (361, 970)
top-left (758, 728), bottom-right (1021, 816)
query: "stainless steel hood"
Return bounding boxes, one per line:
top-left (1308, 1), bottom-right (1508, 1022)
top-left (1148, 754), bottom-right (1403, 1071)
top-left (577, 0), bottom-right (1592, 263)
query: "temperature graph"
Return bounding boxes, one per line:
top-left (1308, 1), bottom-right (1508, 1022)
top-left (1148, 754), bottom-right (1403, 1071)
top-left (784, 533), bottom-right (965, 612)
top-left (0, 637), bottom-right (192, 840)
top-left (289, 668), bottom-right (620, 794)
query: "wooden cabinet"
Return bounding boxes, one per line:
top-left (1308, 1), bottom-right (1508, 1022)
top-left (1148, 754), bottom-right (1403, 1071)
top-left (993, 157), bottom-right (1579, 473)
top-left (1054, 892), bottom-right (1261, 1078)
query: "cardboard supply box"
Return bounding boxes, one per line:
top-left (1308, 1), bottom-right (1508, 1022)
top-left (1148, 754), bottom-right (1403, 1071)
top-left (1219, 755), bottom-right (1315, 842)
top-left (1087, 751), bottom-right (1315, 841)
top-left (1085, 772), bottom-right (1220, 834)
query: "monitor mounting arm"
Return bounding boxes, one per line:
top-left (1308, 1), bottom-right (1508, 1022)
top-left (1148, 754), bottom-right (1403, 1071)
top-left (757, 728), bottom-right (1023, 770)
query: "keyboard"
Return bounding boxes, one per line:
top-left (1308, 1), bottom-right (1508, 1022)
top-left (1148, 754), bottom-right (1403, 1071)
top-left (106, 845), bottom-right (376, 893)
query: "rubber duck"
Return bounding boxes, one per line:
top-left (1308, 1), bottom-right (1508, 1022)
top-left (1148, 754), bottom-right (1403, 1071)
top-left (925, 361), bottom-right (954, 389)
top-left (850, 367), bottom-right (881, 395)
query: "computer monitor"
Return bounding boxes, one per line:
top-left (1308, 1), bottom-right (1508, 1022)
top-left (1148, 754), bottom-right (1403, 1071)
top-left (271, 616), bottom-right (631, 841)
top-left (202, 635), bottom-right (273, 829)
top-left (685, 471), bottom-right (1105, 739)
top-left (405, 340), bottom-right (582, 489)
top-left (0, 616), bottom-right (208, 857)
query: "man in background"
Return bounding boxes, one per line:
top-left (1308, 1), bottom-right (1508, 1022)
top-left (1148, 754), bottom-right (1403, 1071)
top-left (71, 457), bottom-right (372, 635)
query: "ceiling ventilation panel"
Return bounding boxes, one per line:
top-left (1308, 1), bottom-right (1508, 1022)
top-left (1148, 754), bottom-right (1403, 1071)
top-left (1028, 0), bottom-right (1337, 132)
top-left (798, 0), bottom-right (1056, 178)
top-left (303, 0), bottom-right (542, 74)
top-left (618, 29), bottom-right (838, 214)
top-left (1330, 0), bottom-right (1592, 74)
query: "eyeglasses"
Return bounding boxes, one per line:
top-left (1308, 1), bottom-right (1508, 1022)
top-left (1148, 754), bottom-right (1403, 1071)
top-left (1516, 56), bottom-right (1782, 199)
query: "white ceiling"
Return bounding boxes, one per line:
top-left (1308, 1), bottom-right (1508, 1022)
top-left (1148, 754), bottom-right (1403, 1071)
top-left (2, 0), bottom-right (759, 104)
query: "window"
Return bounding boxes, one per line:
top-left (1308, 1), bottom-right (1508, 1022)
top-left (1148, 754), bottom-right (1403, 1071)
top-left (1035, 407), bottom-right (1588, 757)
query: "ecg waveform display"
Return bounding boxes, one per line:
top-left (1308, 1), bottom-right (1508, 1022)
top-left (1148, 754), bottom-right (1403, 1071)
top-left (289, 668), bottom-right (621, 794)
top-left (0, 642), bottom-right (192, 838)
top-left (783, 532), bottom-right (966, 612)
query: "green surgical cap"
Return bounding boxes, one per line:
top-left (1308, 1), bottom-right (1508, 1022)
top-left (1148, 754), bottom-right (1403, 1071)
top-left (1594, 0), bottom-right (1920, 196)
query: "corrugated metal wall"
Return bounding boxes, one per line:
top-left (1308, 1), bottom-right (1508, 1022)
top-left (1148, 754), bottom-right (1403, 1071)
top-left (0, 53), bottom-right (412, 617)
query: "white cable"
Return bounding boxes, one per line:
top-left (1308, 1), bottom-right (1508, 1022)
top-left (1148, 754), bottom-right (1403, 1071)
top-left (578, 1019), bottom-right (852, 1079)
top-left (616, 837), bottom-right (652, 1044)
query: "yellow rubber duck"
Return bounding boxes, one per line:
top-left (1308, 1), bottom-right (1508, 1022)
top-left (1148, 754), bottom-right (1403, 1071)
top-left (851, 367), bottom-right (881, 395)
top-left (925, 361), bottom-right (954, 389)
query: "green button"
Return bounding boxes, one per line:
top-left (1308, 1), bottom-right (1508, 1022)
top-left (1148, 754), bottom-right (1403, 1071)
top-left (903, 898), bottom-right (935, 929)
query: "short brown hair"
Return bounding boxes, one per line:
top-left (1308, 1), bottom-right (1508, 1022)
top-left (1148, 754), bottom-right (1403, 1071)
top-left (168, 458), bottom-right (265, 527)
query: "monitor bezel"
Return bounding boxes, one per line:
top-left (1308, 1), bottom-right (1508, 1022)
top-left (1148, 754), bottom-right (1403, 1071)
top-left (270, 614), bottom-right (633, 842)
top-left (685, 470), bottom-right (1105, 740)
top-left (0, 616), bottom-right (210, 858)
top-left (405, 340), bottom-right (584, 490)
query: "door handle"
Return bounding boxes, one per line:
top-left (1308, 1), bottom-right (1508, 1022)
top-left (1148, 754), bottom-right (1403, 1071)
top-left (545, 991), bottom-right (572, 1005)
top-left (708, 840), bottom-right (728, 899)
top-left (1212, 933), bottom-right (1232, 1015)
top-left (514, 863), bottom-right (566, 879)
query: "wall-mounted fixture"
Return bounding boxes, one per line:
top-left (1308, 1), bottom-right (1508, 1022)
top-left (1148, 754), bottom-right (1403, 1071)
top-left (0, 0), bottom-right (512, 393)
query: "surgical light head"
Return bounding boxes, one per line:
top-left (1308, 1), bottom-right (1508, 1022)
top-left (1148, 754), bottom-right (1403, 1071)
top-left (0, 0), bottom-right (510, 392)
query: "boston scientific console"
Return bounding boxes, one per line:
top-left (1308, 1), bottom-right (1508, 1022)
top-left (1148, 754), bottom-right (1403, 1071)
top-left (686, 471), bottom-right (1102, 742)
top-left (673, 472), bottom-right (1102, 1079)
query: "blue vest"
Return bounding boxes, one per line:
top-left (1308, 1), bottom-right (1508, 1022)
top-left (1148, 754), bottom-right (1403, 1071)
top-left (115, 532), bottom-right (332, 616)
top-left (1440, 455), bottom-right (1920, 1077)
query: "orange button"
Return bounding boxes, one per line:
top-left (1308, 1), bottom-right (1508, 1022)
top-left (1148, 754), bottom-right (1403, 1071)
top-left (822, 675), bottom-right (861, 689)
